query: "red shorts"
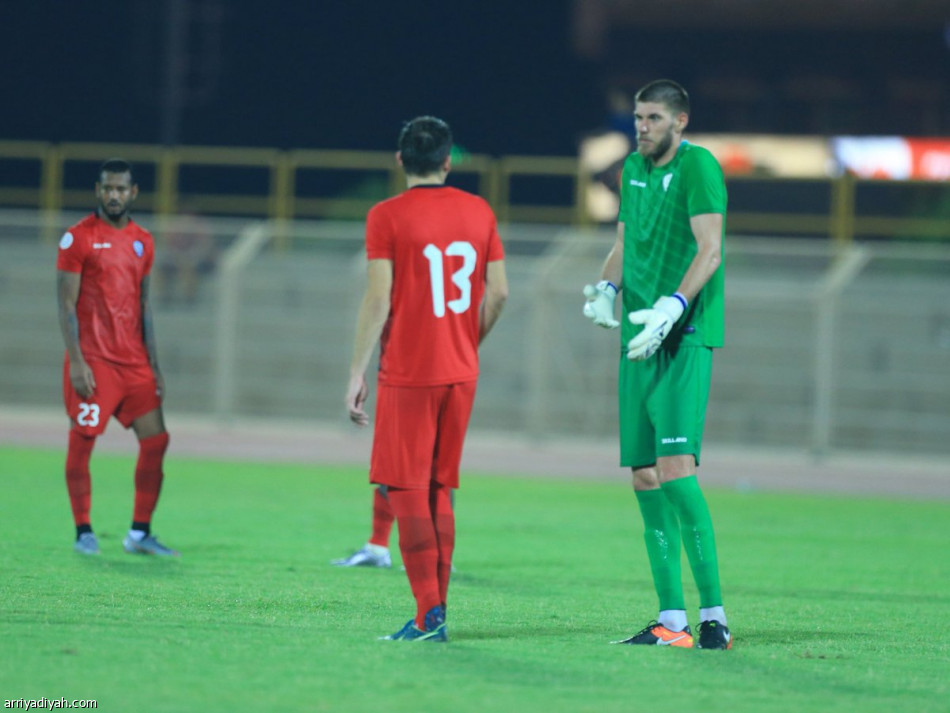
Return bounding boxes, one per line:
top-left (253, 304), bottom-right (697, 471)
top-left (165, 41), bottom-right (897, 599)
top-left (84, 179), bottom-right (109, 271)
top-left (370, 381), bottom-right (477, 490)
top-left (63, 357), bottom-right (161, 437)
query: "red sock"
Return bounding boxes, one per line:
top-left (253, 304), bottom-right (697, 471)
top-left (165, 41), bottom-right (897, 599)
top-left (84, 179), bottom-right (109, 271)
top-left (66, 429), bottom-right (96, 528)
top-left (387, 487), bottom-right (441, 629)
top-left (132, 432), bottom-right (170, 525)
top-left (430, 484), bottom-right (455, 606)
top-left (368, 486), bottom-right (395, 547)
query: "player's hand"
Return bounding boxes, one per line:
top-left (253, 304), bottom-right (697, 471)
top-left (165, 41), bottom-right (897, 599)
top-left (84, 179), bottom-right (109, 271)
top-left (582, 280), bottom-right (619, 329)
top-left (153, 369), bottom-right (166, 401)
top-left (69, 359), bottom-right (96, 398)
top-left (626, 294), bottom-right (687, 361)
top-left (345, 375), bottom-right (370, 426)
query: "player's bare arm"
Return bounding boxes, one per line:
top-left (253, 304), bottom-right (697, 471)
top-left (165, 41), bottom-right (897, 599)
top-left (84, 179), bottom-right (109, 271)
top-left (57, 269), bottom-right (95, 398)
top-left (478, 260), bottom-right (508, 344)
top-left (675, 213), bottom-right (723, 301)
top-left (602, 221), bottom-right (625, 287)
top-left (346, 259), bottom-right (393, 426)
top-left (139, 274), bottom-right (165, 398)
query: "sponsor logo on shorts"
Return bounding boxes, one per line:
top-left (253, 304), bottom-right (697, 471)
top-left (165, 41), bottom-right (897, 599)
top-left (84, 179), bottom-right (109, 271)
top-left (661, 436), bottom-right (688, 445)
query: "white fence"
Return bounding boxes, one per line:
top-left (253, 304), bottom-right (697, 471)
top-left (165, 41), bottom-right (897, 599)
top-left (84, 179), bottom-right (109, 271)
top-left (1, 210), bottom-right (949, 456)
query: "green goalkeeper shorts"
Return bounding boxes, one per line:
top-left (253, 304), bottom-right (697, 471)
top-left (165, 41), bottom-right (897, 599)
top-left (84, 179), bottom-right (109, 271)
top-left (619, 345), bottom-right (713, 469)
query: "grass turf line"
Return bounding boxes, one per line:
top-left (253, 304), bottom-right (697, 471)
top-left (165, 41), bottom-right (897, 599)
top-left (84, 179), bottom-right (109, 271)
top-left (0, 446), bottom-right (947, 713)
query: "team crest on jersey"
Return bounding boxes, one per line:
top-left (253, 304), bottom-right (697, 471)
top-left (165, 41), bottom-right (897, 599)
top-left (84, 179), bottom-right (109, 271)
top-left (133, 240), bottom-right (144, 257)
top-left (663, 173), bottom-right (674, 192)
top-left (59, 232), bottom-right (74, 250)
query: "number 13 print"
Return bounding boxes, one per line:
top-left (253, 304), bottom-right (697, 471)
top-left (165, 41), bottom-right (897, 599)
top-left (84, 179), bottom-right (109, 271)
top-left (423, 242), bottom-right (477, 317)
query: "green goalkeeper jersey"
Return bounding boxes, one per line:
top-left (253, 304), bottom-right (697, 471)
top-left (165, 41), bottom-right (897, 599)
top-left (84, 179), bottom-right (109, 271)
top-left (618, 140), bottom-right (726, 349)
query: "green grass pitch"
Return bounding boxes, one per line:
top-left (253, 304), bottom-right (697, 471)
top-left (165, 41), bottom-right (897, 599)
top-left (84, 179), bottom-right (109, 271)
top-left (0, 446), bottom-right (947, 713)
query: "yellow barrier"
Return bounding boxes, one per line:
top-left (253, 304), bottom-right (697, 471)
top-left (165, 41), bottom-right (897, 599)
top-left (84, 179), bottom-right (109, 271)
top-left (0, 141), bottom-right (947, 243)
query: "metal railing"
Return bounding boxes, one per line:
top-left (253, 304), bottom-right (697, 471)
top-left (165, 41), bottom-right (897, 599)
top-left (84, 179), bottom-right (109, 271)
top-left (0, 140), bottom-right (947, 243)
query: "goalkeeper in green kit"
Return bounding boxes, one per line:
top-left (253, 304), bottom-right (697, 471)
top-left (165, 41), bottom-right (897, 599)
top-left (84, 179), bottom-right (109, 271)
top-left (583, 79), bottom-right (731, 650)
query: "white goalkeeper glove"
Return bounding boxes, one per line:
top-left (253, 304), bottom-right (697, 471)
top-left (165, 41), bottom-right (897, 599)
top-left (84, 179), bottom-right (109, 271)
top-left (626, 293), bottom-right (688, 361)
top-left (582, 280), bottom-right (620, 329)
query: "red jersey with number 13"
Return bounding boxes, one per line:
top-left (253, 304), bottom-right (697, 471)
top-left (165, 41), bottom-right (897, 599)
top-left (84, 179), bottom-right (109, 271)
top-left (366, 185), bottom-right (504, 387)
top-left (56, 213), bottom-right (155, 367)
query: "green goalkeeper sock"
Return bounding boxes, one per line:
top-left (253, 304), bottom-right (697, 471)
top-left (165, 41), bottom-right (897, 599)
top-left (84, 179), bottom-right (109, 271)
top-left (635, 488), bottom-right (685, 612)
top-left (661, 475), bottom-right (723, 608)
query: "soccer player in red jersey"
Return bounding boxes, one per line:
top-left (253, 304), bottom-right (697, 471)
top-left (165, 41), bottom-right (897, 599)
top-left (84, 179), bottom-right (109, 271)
top-left (56, 158), bottom-right (178, 557)
top-left (346, 116), bottom-right (508, 641)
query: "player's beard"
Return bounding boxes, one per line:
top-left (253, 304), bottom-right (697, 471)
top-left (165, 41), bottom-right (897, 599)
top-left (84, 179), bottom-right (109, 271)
top-left (100, 201), bottom-right (129, 221)
top-left (638, 127), bottom-right (675, 163)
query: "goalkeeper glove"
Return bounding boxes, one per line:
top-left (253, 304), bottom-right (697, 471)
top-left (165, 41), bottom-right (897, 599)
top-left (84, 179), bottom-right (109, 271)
top-left (582, 280), bottom-right (620, 329)
top-left (626, 293), bottom-right (688, 361)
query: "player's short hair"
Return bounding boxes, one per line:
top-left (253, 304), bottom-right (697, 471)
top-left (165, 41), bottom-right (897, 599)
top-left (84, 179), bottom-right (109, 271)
top-left (635, 80), bottom-right (690, 116)
top-left (98, 158), bottom-right (135, 183)
top-left (398, 116), bottom-right (453, 176)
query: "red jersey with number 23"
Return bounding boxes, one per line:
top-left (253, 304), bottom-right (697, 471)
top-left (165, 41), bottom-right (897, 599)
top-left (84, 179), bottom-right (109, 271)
top-left (366, 185), bottom-right (504, 387)
top-left (56, 213), bottom-right (155, 367)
